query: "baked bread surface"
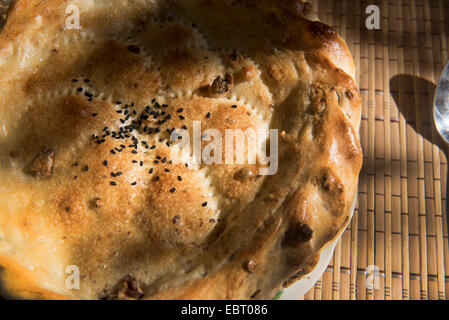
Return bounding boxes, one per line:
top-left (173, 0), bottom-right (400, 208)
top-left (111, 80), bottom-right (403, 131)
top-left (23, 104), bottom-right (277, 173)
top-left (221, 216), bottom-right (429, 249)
top-left (0, 0), bottom-right (362, 299)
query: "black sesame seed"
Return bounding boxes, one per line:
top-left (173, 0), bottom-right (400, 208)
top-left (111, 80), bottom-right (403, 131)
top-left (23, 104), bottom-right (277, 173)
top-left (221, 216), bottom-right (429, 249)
top-left (202, 202), bottom-right (208, 207)
top-left (162, 157), bottom-right (167, 163)
top-left (231, 104), bottom-right (237, 109)
top-left (178, 108), bottom-right (184, 113)
top-left (103, 160), bottom-right (108, 166)
top-left (92, 113), bottom-right (98, 117)
top-left (149, 168), bottom-right (154, 174)
top-left (84, 79), bottom-right (90, 83)
top-left (140, 161), bottom-right (144, 167)
top-left (76, 87), bottom-right (83, 92)
top-left (110, 181), bottom-right (117, 186)
top-left (74, 161), bottom-right (79, 166)
top-left (132, 160), bottom-right (138, 164)
top-left (170, 188), bottom-right (176, 193)
top-left (116, 101), bottom-right (122, 105)
top-left (110, 149), bottom-right (116, 155)
top-left (179, 115), bottom-right (185, 120)
top-left (164, 168), bottom-right (170, 172)
top-left (178, 176), bottom-right (182, 181)
top-left (84, 165), bottom-right (89, 172)
top-left (206, 112), bottom-right (211, 118)
top-left (72, 79), bottom-right (79, 82)
top-left (132, 150), bottom-right (138, 154)
top-left (131, 182), bottom-right (137, 186)
top-left (155, 176), bottom-right (160, 181)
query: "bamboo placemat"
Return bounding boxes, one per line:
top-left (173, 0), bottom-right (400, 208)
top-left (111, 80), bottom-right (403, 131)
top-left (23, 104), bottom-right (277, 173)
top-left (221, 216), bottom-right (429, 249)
top-left (0, 0), bottom-right (448, 301)
top-left (299, 0), bottom-right (449, 300)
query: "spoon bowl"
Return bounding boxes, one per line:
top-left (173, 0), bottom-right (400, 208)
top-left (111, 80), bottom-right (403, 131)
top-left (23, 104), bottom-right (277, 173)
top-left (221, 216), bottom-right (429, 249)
top-left (434, 61), bottom-right (449, 144)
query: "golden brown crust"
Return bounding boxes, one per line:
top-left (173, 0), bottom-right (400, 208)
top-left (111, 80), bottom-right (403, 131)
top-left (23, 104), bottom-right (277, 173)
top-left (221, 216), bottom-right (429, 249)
top-left (0, 0), bottom-right (362, 299)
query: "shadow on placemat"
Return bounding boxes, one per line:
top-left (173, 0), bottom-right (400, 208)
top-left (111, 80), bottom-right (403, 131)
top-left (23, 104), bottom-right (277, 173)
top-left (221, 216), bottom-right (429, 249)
top-left (390, 74), bottom-right (449, 238)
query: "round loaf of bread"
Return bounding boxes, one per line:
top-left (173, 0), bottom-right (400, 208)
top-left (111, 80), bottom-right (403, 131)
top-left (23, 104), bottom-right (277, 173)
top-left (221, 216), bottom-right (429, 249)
top-left (0, 0), bottom-right (362, 299)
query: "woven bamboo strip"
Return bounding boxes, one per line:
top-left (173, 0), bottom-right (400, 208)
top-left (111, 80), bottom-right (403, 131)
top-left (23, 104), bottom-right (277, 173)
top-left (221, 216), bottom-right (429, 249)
top-left (435, 0), bottom-right (448, 300)
top-left (382, 0), bottom-right (392, 301)
top-left (396, 0), bottom-right (411, 300)
top-left (421, 0), bottom-right (439, 301)
top-left (442, 1), bottom-right (449, 298)
top-left (421, 0), bottom-right (443, 300)
top-left (410, 0), bottom-right (429, 300)
top-left (350, 0), bottom-right (361, 300)
top-left (366, 1), bottom-right (377, 300)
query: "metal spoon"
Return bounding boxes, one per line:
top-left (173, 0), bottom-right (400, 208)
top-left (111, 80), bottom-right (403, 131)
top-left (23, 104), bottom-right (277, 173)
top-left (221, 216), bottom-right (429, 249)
top-left (434, 61), bottom-right (449, 144)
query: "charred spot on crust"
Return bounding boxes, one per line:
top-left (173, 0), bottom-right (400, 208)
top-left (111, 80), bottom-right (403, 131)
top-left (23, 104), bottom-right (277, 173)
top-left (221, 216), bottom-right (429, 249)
top-left (244, 259), bottom-right (257, 273)
top-left (319, 168), bottom-right (344, 195)
top-left (308, 21), bottom-right (336, 40)
top-left (94, 198), bottom-right (103, 208)
top-left (315, 168), bottom-right (346, 216)
top-left (309, 87), bottom-right (328, 116)
top-left (250, 289), bottom-right (261, 298)
top-left (282, 222), bottom-right (313, 247)
top-left (30, 148), bottom-right (55, 179)
top-left (10, 151), bottom-right (19, 158)
top-left (234, 168), bottom-right (255, 181)
top-left (345, 90), bottom-right (354, 100)
top-left (104, 275), bottom-right (144, 300)
top-left (210, 73), bottom-right (234, 94)
top-left (126, 45), bottom-right (141, 54)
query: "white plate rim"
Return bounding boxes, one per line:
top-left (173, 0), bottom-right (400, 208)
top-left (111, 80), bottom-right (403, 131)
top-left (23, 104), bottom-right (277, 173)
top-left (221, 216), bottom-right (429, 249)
top-left (278, 194), bottom-right (357, 300)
